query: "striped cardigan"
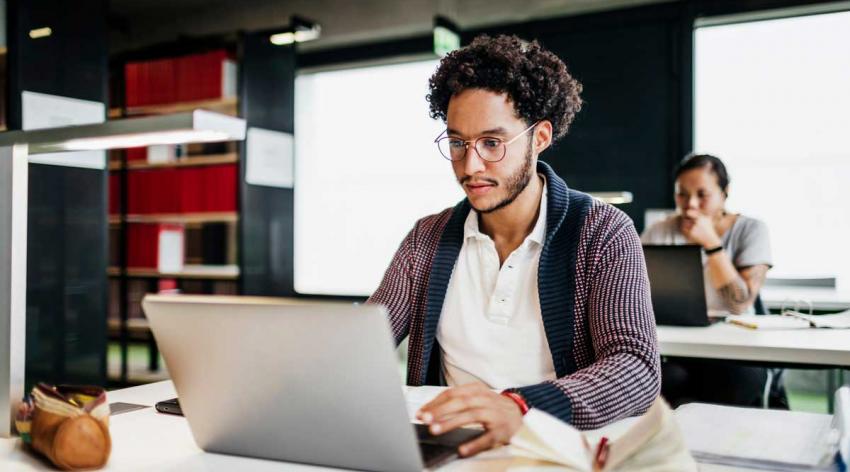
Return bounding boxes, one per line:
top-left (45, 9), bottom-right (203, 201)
top-left (368, 161), bottom-right (660, 429)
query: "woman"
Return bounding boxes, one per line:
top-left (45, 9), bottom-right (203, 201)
top-left (642, 154), bottom-right (776, 407)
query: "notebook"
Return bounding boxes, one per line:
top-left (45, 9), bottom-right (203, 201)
top-left (728, 309), bottom-right (850, 330)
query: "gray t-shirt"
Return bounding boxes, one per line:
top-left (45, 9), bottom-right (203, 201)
top-left (641, 215), bottom-right (772, 313)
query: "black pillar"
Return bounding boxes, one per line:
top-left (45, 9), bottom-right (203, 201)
top-left (238, 29), bottom-right (296, 296)
top-left (5, 0), bottom-right (109, 387)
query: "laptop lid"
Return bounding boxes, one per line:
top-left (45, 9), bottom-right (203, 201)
top-left (642, 245), bottom-right (710, 327)
top-left (143, 295), bottom-right (424, 472)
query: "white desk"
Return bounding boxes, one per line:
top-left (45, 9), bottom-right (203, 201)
top-left (0, 380), bottom-right (827, 471)
top-left (657, 322), bottom-right (850, 367)
top-left (761, 286), bottom-right (850, 312)
top-left (0, 381), bottom-right (608, 471)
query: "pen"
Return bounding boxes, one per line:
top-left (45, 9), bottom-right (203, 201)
top-left (594, 436), bottom-right (609, 471)
top-left (727, 319), bottom-right (758, 329)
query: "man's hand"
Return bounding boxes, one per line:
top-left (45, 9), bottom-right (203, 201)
top-left (416, 383), bottom-right (524, 457)
top-left (679, 210), bottom-right (722, 249)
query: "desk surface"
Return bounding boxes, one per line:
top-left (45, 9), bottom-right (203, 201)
top-left (658, 322), bottom-right (850, 367)
top-left (0, 381), bottom-right (629, 472)
top-left (0, 380), bottom-right (788, 471)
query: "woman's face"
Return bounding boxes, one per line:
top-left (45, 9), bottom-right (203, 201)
top-left (674, 167), bottom-right (727, 218)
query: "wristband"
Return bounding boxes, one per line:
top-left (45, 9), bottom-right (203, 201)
top-left (500, 390), bottom-right (530, 415)
top-left (704, 245), bottom-right (724, 255)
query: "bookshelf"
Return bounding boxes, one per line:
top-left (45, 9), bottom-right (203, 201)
top-left (110, 212), bottom-right (238, 225)
top-left (109, 48), bottom-right (243, 384)
top-left (122, 96), bottom-right (238, 117)
top-left (106, 36), bottom-right (295, 385)
top-left (108, 264), bottom-right (240, 280)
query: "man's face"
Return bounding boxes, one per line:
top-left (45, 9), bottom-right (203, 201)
top-left (446, 89), bottom-right (537, 214)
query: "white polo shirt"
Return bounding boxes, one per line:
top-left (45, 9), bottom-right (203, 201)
top-left (436, 178), bottom-right (556, 389)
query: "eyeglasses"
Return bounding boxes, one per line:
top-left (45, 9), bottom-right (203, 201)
top-left (434, 121), bottom-right (539, 162)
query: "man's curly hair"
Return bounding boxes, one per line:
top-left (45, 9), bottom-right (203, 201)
top-left (427, 34), bottom-right (583, 141)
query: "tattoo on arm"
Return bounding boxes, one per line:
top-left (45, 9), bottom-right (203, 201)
top-left (720, 265), bottom-right (770, 313)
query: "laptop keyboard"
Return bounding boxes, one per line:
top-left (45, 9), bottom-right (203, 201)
top-left (414, 423), bottom-right (484, 467)
top-left (418, 442), bottom-right (457, 467)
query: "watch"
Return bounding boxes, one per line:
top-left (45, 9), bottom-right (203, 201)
top-left (704, 245), bottom-right (724, 255)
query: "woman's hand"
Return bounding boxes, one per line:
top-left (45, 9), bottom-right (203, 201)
top-left (679, 210), bottom-right (722, 249)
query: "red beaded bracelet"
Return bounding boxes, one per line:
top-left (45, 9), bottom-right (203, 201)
top-left (500, 391), bottom-right (530, 415)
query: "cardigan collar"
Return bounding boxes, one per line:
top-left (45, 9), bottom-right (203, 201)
top-left (420, 160), bottom-right (587, 384)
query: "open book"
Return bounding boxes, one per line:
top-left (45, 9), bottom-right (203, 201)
top-left (509, 396), bottom-right (697, 471)
top-left (728, 309), bottom-right (850, 329)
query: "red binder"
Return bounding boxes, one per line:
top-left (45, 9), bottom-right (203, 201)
top-left (127, 224), bottom-right (185, 270)
top-left (126, 148), bottom-right (146, 162)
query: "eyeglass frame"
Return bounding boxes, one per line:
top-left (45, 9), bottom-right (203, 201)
top-left (434, 121), bottom-right (540, 162)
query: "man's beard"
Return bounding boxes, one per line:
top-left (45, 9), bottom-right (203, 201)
top-left (462, 143), bottom-right (535, 214)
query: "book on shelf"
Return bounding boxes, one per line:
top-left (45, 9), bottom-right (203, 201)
top-left (127, 224), bottom-right (185, 273)
top-left (124, 49), bottom-right (236, 108)
top-left (108, 174), bottom-right (121, 215)
top-left (121, 164), bottom-right (237, 214)
top-left (107, 279), bottom-right (152, 322)
top-left (157, 279), bottom-right (179, 295)
top-left (727, 310), bottom-right (850, 330)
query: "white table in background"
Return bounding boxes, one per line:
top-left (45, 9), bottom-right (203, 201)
top-left (657, 322), bottom-right (850, 367)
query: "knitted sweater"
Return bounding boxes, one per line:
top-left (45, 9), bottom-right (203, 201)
top-left (367, 161), bottom-right (660, 429)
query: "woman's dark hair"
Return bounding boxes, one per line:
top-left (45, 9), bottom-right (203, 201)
top-left (674, 154), bottom-right (730, 195)
top-left (426, 34), bottom-right (583, 141)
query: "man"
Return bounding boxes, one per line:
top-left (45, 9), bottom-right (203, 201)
top-left (368, 34), bottom-right (659, 457)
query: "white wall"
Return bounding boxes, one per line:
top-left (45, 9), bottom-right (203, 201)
top-left (695, 11), bottom-right (850, 289)
top-left (294, 59), bottom-right (462, 296)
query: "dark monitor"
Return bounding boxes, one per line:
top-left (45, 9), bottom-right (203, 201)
top-left (642, 245), bottom-right (709, 327)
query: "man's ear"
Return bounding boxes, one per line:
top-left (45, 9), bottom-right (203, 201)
top-left (534, 120), bottom-right (553, 154)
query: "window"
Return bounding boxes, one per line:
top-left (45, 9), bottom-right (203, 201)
top-left (294, 59), bottom-right (462, 296)
top-left (694, 10), bottom-right (850, 289)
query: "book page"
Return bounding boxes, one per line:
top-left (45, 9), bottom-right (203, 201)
top-left (510, 408), bottom-right (592, 471)
top-left (675, 403), bottom-right (835, 467)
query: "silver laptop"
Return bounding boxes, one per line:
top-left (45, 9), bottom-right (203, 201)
top-left (142, 294), bottom-right (481, 472)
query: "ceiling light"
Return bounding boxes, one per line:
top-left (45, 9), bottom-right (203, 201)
top-left (29, 27), bottom-right (52, 39)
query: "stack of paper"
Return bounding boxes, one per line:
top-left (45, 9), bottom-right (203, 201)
top-left (674, 403), bottom-right (837, 470)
